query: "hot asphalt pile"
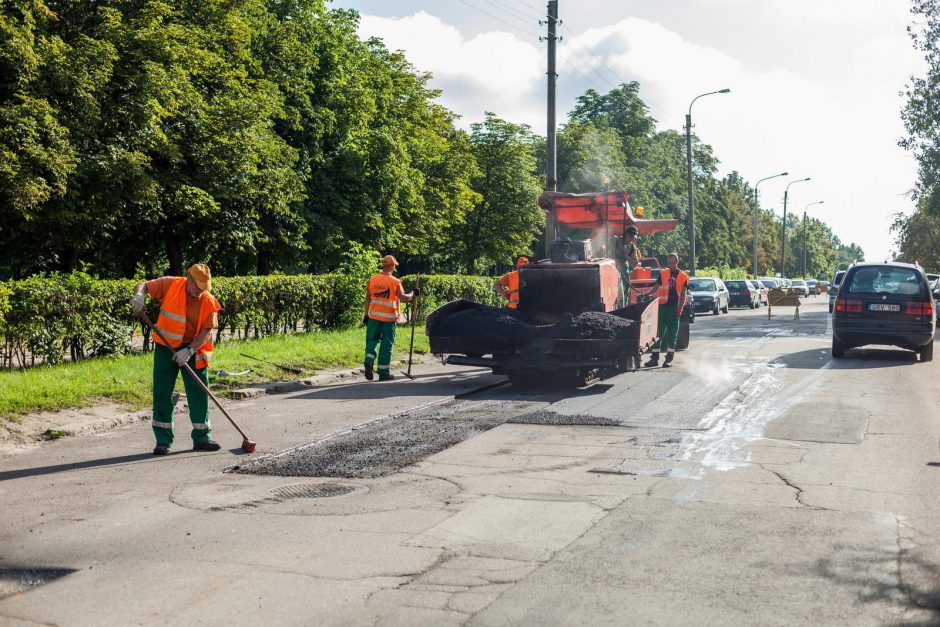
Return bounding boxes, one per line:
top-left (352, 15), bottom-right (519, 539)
top-left (433, 306), bottom-right (634, 347)
top-left (508, 409), bottom-right (620, 426)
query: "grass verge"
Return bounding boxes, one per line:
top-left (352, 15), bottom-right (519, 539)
top-left (0, 326), bottom-right (429, 422)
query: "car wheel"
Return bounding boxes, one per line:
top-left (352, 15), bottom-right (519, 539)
top-left (919, 342), bottom-right (934, 362)
top-left (721, 300), bottom-right (729, 314)
top-left (712, 301), bottom-right (720, 315)
top-left (832, 337), bottom-right (846, 358)
top-left (749, 300), bottom-right (757, 309)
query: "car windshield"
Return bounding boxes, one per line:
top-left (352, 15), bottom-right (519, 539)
top-left (689, 279), bottom-right (717, 291)
top-left (760, 280), bottom-right (776, 288)
top-left (726, 281), bottom-right (746, 288)
top-left (844, 267), bottom-right (925, 296)
top-left (792, 280), bottom-right (806, 286)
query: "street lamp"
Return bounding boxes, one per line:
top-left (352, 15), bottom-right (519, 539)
top-left (780, 177), bottom-right (811, 277)
top-left (752, 171), bottom-right (788, 277)
top-left (686, 87), bottom-right (731, 276)
top-left (802, 201), bottom-right (824, 277)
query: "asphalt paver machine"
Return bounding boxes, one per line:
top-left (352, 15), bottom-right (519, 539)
top-left (426, 190), bottom-right (682, 387)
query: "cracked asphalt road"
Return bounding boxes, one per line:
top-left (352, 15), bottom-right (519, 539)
top-left (1, 299), bottom-right (939, 625)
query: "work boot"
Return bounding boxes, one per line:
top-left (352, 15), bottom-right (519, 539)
top-left (378, 372), bottom-right (395, 381)
top-left (153, 445), bottom-right (170, 456)
top-left (662, 353), bottom-right (675, 368)
top-left (364, 360), bottom-right (374, 381)
top-left (192, 440), bottom-right (222, 452)
top-left (644, 354), bottom-right (660, 368)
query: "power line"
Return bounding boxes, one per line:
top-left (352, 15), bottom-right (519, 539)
top-left (453, 0), bottom-right (542, 38)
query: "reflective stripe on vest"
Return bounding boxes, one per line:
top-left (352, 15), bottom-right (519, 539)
top-left (151, 277), bottom-right (221, 369)
top-left (368, 273), bottom-right (401, 322)
top-left (658, 268), bottom-right (689, 303)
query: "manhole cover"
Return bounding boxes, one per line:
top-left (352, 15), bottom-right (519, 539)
top-left (271, 483), bottom-right (356, 500)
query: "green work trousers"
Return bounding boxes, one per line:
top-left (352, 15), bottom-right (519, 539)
top-left (364, 318), bottom-right (397, 374)
top-left (651, 303), bottom-right (680, 354)
top-left (152, 344), bottom-right (212, 447)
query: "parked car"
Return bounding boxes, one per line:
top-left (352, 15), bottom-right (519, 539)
top-left (828, 269), bottom-right (847, 313)
top-left (725, 279), bottom-right (760, 309)
top-left (759, 277), bottom-right (780, 290)
top-left (790, 279), bottom-right (810, 297)
top-left (749, 279), bottom-right (769, 306)
top-left (689, 277), bottom-right (730, 315)
top-left (779, 278), bottom-right (793, 288)
top-left (805, 278), bottom-right (819, 294)
top-left (832, 262), bottom-right (935, 361)
top-left (931, 277), bottom-right (940, 300)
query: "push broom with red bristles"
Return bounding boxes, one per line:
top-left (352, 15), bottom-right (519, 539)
top-left (138, 313), bottom-right (257, 453)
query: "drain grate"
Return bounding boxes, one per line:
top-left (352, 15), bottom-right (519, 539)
top-left (271, 483), bottom-right (356, 500)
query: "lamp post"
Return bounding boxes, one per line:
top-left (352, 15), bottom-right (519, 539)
top-left (752, 171), bottom-right (788, 277)
top-left (685, 88), bottom-right (730, 276)
top-left (802, 201), bottom-right (824, 277)
top-left (780, 177), bottom-right (811, 277)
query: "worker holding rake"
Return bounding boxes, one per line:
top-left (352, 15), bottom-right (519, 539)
top-left (130, 264), bottom-right (222, 455)
top-left (363, 255), bottom-right (418, 381)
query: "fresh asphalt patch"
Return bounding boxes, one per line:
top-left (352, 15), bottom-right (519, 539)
top-left (232, 399), bottom-right (539, 479)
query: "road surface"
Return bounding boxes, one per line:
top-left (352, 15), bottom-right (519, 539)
top-left (1, 298), bottom-right (938, 625)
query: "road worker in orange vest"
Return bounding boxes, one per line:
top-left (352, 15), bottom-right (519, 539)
top-left (130, 264), bottom-right (222, 455)
top-left (493, 256), bottom-right (529, 309)
top-left (645, 253), bottom-right (689, 368)
top-left (363, 255), bottom-right (418, 381)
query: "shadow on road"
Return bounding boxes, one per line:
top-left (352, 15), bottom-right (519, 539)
top-left (774, 347), bottom-right (917, 369)
top-left (0, 452), bottom-right (167, 482)
top-left (813, 546), bottom-right (940, 623)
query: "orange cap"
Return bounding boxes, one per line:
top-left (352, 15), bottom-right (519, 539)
top-left (516, 256), bottom-right (529, 268)
top-left (187, 263), bottom-right (212, 292)
top-left (382, 255), bottom-right (398, 269)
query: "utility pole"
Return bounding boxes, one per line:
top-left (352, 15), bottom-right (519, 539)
top-left (753, 172), bottom-right (787, 278)
top-left (543, 1), bottom-right (558, 192)
top-left (685, 113), bottom-right (694, 274)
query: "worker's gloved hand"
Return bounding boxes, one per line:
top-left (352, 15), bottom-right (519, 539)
top-left (130, 293), bottom-right (145, 315)
top-left (173, 347), bottom-right (194, 366)
top-left (412, 287), bottom-right (421, 297)
top-left (362, 314), bottom-right (368, 326)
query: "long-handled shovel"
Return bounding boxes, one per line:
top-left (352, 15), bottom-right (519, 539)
top-left (138, 312), bottom-right (257, 453)
top-left (400, 275), bottom-right (420, 380)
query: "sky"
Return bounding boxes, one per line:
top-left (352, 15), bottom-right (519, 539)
top-left (332, 0), bottom-right (926, 266)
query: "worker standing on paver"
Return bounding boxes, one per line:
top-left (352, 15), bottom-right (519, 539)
top-left (645, 253), bottom-right (689, 368)
top-left (363, 255), bottom-right (418, 382)
top-left (130, 264), bottom-right (222, 455)
top-left (622, 226), bottom-right (642, 270)
top-left (493, 256), bottom-right (528, 309)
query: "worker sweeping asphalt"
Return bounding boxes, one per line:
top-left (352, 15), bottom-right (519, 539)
top-left (363, 255), bottom-right (418, 382)
top-left (645, 253), bottom-right (690, 368)
top-left (130, 264), bottom-right (223, 455)
top-left (493, 256), bottom-right (528, 309)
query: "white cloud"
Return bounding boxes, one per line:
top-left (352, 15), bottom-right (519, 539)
top-left (357, 8), bottom-right (924, 263)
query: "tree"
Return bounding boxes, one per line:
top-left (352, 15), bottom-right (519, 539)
top-left (451, 113), bottom-right (543, 273)
top-left (901, 0), bottom-right (940, 215)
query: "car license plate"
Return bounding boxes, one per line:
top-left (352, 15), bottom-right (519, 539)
top-left (868, 303), bottom-right (900, 312)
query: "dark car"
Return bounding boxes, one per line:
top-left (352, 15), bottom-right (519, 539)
top-left (828, 269), bottom-right (847, 313)
top-left (725, 279), bottom-right (760, 309)
top-left (832, 262), bottom-right (935, 361)
top-left (689, 277), bottom-right (730, 315)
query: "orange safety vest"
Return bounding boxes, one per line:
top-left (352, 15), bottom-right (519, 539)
top-left (367, 273), bottom-right (402, 322)
top-left (658, 268), bottom-right (690, 305)
top-left (499, 271), bottom-right (520, 309)
top-left (152, 277), bottom-right (221, 369)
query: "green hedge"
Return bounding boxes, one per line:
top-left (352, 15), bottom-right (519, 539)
top-left (696, 266), bottom-right (750, 280)
top-left (0, 272), bottom-right (503, 368)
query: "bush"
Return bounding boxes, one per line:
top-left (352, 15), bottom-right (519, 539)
top-left (0, 271), bottom-right (502, 367)
top-left (696, 265), bottom-right (749, 280)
